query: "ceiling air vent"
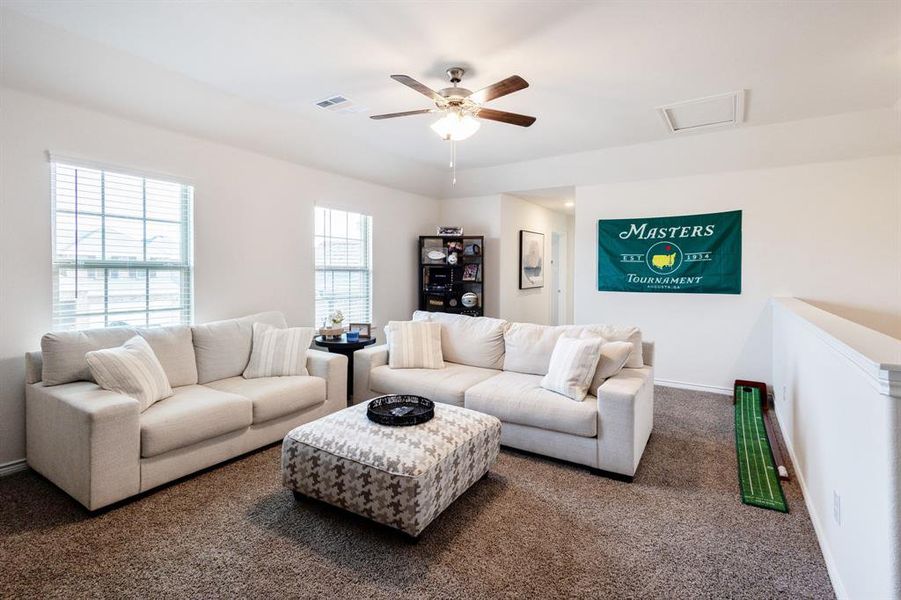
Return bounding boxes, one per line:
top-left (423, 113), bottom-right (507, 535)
top-left (314, 95), bottom-right (368, 115)
top-left (657, 90), bottom-right (746, 134)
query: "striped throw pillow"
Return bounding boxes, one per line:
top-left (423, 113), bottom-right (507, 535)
top-left (540, 335), bottom-right (604, 401)
top-left (243, 323), bottom-right (314, 379)
top-left (387, 321), bottom-right (444, 369)
top-left (85, 335), bottom-right (173, 412)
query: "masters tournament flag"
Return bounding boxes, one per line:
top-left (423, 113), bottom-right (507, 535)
top-left (597, 210), bottom-right (742, 294)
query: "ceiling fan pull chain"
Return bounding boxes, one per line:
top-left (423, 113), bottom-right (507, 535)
top-left (451, 141), bottom-right (457, 185)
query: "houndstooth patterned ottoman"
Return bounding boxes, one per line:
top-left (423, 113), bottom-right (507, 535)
top-left (282, 400), bottom-right (501, 538)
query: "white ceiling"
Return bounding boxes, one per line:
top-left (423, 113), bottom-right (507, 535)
top-left (511, 187), bottom-right (576, 215)
top-left (2, 1), bottom-right (898, 196)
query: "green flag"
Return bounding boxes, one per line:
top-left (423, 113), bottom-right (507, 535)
top-left (598, 210), bottom-right (741, 294)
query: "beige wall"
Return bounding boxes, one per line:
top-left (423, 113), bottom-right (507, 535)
top-left (574, 155), bottom-right (901, 391)
top-left (0, 88), bottom-right (439, 465)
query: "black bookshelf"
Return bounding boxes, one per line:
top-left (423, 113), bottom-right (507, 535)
top-left (418, 235), bottom-right (484, 316)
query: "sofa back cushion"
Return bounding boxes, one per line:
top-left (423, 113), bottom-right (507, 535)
top-left (503, 322), bottom-right (643, 376)
top-left (41, 327), bottom-right (137, 386)
top-left (192, 311), bottom-right (287, 384)
top-left (138, 326), bottom-right (198, 387)
top-left (412, 311), bottom-right (507, 369)
top-left (41, 324), bottom-right (200, 387)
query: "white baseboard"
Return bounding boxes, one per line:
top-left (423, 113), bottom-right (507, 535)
top-left (772, 408), bottom-right (848, 600)
top-left (0, 459), bottom-right (28, 477)
top-left (655, 378), bottom-right (732, 396)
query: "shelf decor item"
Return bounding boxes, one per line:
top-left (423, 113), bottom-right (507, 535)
top-left (437, 225), bottom-right (463, 236)
top-left (419, 234), bottom-right (484, 317)
top-left (519, 230), bottom-right (545, 289)
top-left (348, 322), bottom-right (371, 338)
top-left (367, 394), bottom-right (435, 426)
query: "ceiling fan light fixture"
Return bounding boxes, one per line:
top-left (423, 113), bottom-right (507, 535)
top-left (430, 111), bottom-right (481, 141)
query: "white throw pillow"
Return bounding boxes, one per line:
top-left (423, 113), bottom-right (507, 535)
top-left (243, 322), bottom-right (314, 378)
top-left (540, 335), bottom-right (605, 401)
top-left (387, 321), bottom-right (444, 369)
top-left (85, 335), bottom-right (173, 412)
top-left (589, 340), bottom-right (634, 395)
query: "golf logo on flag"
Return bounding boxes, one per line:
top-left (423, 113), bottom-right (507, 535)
top-left (598, 210), bottom-right (741, 294)
top-left (646, 241), bottom-right (683, 275)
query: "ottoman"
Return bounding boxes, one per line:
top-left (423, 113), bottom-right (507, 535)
top-left (282, 400), bottom-right (501, 537)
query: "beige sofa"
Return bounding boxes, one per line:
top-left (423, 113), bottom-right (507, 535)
top-left (355, 311), bottom-right (654, 478)
top-left (25, 311), bottom-right (346, 510)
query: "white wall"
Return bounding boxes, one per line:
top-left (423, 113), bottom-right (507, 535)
top-left (499, 194), bottom-right (571, 325)
top-left (0, 88), bottom-right (439, 465)
top-left (773, 298), bottom-right (901, 599)
top-left (574, 155), bottom-right (901, 391)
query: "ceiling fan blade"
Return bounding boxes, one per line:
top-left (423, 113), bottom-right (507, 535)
top-left (370, 109), bottom-right (436, 120)
top-left (469, 75), bottom-right (529, 104)
top-left (476, 107), bottom-right (536, 127)
top-left (390, 75), bottom-right (445, 103)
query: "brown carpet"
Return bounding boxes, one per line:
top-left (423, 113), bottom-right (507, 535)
top-left (0, 387), bottom-right (833, 599)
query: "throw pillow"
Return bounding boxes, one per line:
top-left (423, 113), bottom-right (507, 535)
top-left (589, 340), bottom-right (634, 395)
top-left (540, 335), bottom-right (605, 401)
top-left (243, 322), bottom-right (315, 378)
top-left (85, 335), bottom-right (173, 412)
top-left (387, 321), bottom-right (444, 369)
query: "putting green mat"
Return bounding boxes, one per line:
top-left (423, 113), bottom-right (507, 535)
top-left (735, 385), bottom-right (788, 512)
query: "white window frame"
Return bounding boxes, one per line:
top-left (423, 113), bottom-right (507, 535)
top-left (314, 206), bottom-right (373, 326)
top-left (50, 158), bottom-right (194, 331)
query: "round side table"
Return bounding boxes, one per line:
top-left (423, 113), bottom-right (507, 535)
top-left (313, 335), bottom-right (377, 406)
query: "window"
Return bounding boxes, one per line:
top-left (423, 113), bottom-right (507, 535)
top-left (51, 161), bottom-right (193, 331)
top-left (314, 207), bottom-right (372, 326)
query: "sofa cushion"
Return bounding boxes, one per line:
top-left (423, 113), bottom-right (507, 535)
top-left (412, 311), bottom-right (507, 370)
top-left (192, 311), bottom-right (287, 384)
top-left (140, 385), bottom-right (252, 457)
top-left (590, 341), bottom-right (633, 394)
top-left (137, 325), bottom-right (198, 387)
top-left (370, 362), bottom-right (500, 407)
top-left (503, 323), bottom-right (643, 376)
top-left (540, 335), bottom-right (605, 402)
top-left (243, 323), bottom-right (314, 378)
top-left (387, 321), bottom-right (444, 369)
top-left (41, 326), bottom-right (137, 386)
top-left (86, 335), bottom-right (173, 412)
top-left (206, 375), bottom-right (325, 423)
top-left (40, 324), bottom-right (198, 387)
top-left (465, 371), bottom-right (598, 438)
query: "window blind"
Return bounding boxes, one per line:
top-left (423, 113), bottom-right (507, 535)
top-left (314, 206), bottom-right (372, 326)
top-left (51, 162), bottom-right (194, 331)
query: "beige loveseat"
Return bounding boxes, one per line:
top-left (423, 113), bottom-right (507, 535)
top-left (355, 311), bottom-right (654, 478)
top-left (25, 311), bottom-right (346, 510)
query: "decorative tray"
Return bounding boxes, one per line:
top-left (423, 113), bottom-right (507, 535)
top-left (367, 395), bottom-right (435, 427)
top-left (318, 326), bottom-right (345, 339)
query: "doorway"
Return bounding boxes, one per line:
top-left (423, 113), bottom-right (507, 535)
top-left (550, 231), bottom-right (567, 326)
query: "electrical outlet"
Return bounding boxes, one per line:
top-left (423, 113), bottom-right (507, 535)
top-left (833, 491), bottom-right (841, 526)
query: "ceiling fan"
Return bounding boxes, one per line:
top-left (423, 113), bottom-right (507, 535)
top-left (370, 67), bottom-right (536, 142)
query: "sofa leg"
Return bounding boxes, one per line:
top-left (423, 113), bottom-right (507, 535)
top-left (590, 468), bottom-right (634, 483)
